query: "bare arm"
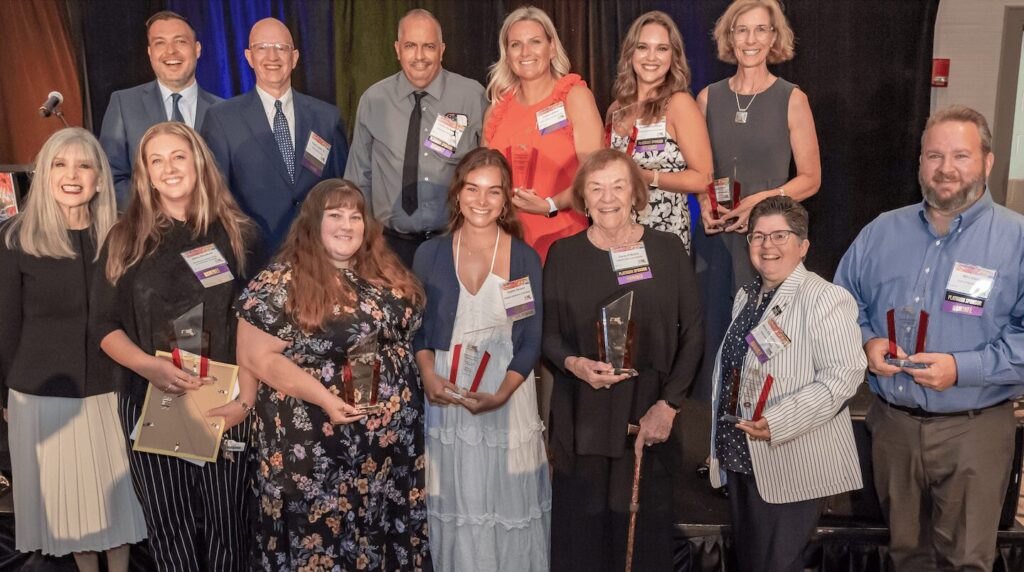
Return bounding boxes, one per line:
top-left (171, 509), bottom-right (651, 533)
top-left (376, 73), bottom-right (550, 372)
top-left (652, 92), bottom-right (713, 195)
top-left (236, 319), bottom-right (363, 424)
top-left (100, 330), bottom-right (203, 393)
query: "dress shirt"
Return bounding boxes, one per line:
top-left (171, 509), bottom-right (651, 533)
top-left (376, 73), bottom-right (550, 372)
top-left (835, 190), bottom-right (1024, 412)
top-left (345, 69), bottom-right (487, 233)
top-left (255, 86), bottom-right (295, 146)
top-left (157, 80), bottom-right (199, 126)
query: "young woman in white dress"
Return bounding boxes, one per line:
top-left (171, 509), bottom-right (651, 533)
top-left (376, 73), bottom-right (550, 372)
top-left (413, 147), bottom-right (550, 571)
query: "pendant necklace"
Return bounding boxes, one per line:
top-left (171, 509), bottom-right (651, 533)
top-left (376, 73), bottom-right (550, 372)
top-left (734, 77), bottom-right (769, 124)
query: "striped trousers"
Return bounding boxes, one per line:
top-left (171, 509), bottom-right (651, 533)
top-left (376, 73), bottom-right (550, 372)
top-left (119, 392), bottom-right (251, 572)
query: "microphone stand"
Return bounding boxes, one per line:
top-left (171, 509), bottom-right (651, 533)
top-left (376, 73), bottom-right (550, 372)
top-left (51, 107), bottom-right (69, 128)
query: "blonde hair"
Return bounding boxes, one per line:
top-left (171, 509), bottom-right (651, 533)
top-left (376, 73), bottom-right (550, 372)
top-left (612, 11), bottom-right (692, 124)
top-left (104, 122), bottom-right (253, 283)
top-left (3, 127), bottom-right (116, 259)
top-left (713, 0), bottom-right (795, 65)
top-left (487, 6), bottom-right (572, 103)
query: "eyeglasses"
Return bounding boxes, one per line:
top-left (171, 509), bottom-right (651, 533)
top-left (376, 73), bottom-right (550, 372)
top-left (746, 229), bottom-right (799, 246)
top-left (731, 25), bottom-right (774, 39)
top-left (250, 42), bottom-right (295, 54)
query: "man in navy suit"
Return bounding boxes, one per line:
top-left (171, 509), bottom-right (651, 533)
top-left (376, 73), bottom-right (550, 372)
top-left (202, 17), bottom-right (348, 260)
top-left (99, 11), bottom-right (222, 207)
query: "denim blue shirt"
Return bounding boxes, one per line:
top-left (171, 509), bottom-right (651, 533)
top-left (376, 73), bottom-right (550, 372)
top-left (835, 190), bottom-right (1024, 412)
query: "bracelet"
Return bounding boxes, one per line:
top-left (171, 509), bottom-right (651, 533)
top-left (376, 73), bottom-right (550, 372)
top-left (778, 186), bottom-right (786, 197)
top-left (650, 170), bottom-right (660, 189)
top-left (237, 399), bottom-right (253, 414)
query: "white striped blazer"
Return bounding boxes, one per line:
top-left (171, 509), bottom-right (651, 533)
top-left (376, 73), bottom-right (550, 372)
top-left (709, 263), bottom-right (867, 503)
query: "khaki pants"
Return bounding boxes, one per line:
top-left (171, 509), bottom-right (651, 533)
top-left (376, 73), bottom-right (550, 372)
top-left (866, 398), bottom-right (1015, 571)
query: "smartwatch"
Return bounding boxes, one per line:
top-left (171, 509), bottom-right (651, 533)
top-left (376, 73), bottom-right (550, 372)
top-left (545, 197), bottom-right (558, 218)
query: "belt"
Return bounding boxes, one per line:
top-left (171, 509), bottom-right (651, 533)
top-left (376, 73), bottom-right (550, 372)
top-left (383, 227), bottom-right (443, 243)
top-left (876, 394), bottom-right (1007, 418)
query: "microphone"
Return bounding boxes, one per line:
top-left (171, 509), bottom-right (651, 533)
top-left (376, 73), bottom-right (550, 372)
top-left (39, 91), bottom-right (64, 117)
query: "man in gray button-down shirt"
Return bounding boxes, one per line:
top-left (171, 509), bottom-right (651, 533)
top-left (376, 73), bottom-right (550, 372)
top-left (344, 8), bottom-right (487, 266)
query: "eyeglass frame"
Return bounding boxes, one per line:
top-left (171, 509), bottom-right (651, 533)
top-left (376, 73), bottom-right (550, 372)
top-left (746, 229), bottom-right (801, 246)
top-left (249, 42), bottom-right (296, 53)
top-left (730, 25), bottom-right (775, 39)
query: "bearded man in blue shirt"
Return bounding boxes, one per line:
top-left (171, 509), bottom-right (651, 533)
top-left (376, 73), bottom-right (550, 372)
top-left (836, 105), bottom-right (1024, 571)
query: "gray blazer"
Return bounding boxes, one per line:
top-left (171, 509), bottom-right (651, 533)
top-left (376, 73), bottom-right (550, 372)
top-left (710, 263), bottom-right (866, 503)
top-left (99, 80), bottom-right (221, 207)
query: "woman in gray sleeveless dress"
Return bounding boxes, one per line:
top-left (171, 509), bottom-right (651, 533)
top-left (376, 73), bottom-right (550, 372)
top-left (693, 0), bottom-right (821, 450)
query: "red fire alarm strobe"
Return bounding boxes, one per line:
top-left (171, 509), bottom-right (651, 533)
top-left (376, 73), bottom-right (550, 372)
top-left (932, 58), bottom-right (950, 87)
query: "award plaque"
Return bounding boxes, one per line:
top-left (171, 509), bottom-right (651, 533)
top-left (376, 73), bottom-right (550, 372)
top-left (706, 177), bottom-right (741, 220)
top-left (507, 144), bottom-right (538, 190)
top-left (596, 292), bottom-right (638, 376)
top-left (133, 303), bottom-right (238, 463)
top-left (341, 331), bottom-right (382, 414)
top-left (445, 326), bottom-right (496, 399)
top-left (884, 308), bottom-right (929, 369)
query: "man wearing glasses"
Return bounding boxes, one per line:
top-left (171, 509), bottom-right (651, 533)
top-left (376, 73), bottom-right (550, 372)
top-left (100, 11), bottom-right (222, 208)
top-left (836, 105), bottom-right (1024, 571)
top-left (202, 17), bottom-right (348, 260)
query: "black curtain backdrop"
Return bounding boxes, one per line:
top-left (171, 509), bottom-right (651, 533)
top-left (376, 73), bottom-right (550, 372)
top-left (78, 0), bottom-right (939, 278)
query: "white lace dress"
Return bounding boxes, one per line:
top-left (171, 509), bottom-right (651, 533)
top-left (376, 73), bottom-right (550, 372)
top-left (425, 232), bottom-right (551, 572)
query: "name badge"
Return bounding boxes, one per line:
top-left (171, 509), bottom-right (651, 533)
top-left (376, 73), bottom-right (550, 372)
top-left (424, 114), bottom-right (465, 158)
top-left (223, 439), bottom-right (246, 453)
top-left (634, 119), bottom-right (667, 153)
top-left (500, 277), bottom-right (536, 320)
top-left (745, 317), bottom-right (791, 364)
top-left (301, 131), bottom-right (331, 176)
top-left (609, 242), bottom-right (653, 285)
top-left (181, 244), bottom-right (234, 288)
top-left (943, 262), bottom-right (996, 316)
top-left (536, 102), bottom-right (569, 135)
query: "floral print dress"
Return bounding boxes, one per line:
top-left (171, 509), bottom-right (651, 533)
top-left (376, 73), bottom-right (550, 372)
top-left (610, 119), bottom-right (691, 254)
top-left (237, 262), bottom-right (431, 571)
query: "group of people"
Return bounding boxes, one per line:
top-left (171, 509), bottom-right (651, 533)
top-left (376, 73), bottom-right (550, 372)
top-left (0, 1), bottom-right (1021, 572)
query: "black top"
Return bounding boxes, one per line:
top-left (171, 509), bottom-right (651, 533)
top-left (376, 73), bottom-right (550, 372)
top-left (0, 222), bottom-right (115, 406)
top-left (543, 227), bottom-right (704, 458)
top-left (90, 219), bottom-right (251, 404)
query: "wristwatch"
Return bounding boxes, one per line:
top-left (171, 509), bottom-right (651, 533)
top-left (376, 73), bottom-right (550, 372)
top-left (545, 197), bottom-right (558, 218)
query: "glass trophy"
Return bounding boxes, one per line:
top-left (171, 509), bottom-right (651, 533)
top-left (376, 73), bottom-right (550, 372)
top-left (706, 158), bottom-right (742, 220)
top-left (596, 291), bottom-right (638, 376)
top-left (342, 331), bottom-right (382, 414)
top-left (445, 326), bottom-right (496, 399)
top-left (507, 143), bottom-right (538, 190)
top-left (885, 308), bottom-right (929, 369)
top-left (170, 303), bottom-right (214, 382)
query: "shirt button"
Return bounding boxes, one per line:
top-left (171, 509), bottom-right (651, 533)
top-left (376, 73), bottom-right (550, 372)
top-left (898, 385), bottom-right (903, 391)
top-left (914, 297), bottom-right (920, 303)
top-left (925, 267), bottom-right (930, 273)
top-left (424, 177), bottom-right (430, 181)
top-left (935, 240), bottom-right (941, 246)
top-left (743, 402), bottom-right (751, 408)
top-left (423, 152), bottom-right (428, 157)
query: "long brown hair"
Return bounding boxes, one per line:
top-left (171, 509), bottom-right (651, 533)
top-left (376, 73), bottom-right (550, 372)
top-left (445, 148), bottom-right (523, 239)
top-left (611, 11), bottom-right (691, 124)
top-left (104, 122), bottom-right (253, 284)
top-left (276, 180), bottom-right (425, 332)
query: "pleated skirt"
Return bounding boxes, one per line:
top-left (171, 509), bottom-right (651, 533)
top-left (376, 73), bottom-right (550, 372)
top-left (8, 389), bottom-right (147, 556)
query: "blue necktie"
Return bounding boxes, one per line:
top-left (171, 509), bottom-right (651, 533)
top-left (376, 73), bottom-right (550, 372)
top-left (170, 93), bottom-right (185, 123)
top-left (273, 100), bottom-right (295, 183)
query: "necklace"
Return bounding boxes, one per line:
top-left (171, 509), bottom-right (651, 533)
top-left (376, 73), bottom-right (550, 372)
top-left (733, 76), bottom-right (770, 124)
top-left (589, 223), bottom-right (640, 250)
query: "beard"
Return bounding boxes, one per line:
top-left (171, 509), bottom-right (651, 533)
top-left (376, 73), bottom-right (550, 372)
top-left (920, 169), bottom-right (986, 212)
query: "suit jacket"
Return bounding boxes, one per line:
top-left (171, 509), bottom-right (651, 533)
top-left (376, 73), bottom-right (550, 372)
top-left (99, 80), bottom-right (221, 207)
top-left (709, 264), bottom-right (866, 503)
top-left (201, 89), bottom-right (348, 261)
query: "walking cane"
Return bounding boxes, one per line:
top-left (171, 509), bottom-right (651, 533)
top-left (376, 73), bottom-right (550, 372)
top-left (625, 423), bottom-right (643, 572)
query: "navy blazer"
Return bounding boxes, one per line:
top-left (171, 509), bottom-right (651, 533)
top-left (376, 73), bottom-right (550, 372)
top-left (99, 80), bottom-right (222, 207)
top-left (201, 89), bottom-right (348, 259)
top-left (412, 233), bottom-right (543, 378)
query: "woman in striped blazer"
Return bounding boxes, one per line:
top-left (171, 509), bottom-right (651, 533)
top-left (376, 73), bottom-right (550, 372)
top-left (708, 196), bottom-right (865, 572)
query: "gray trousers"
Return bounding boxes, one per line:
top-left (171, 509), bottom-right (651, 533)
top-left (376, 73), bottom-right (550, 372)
top-left (866, 398), bottom-right (1015, 571)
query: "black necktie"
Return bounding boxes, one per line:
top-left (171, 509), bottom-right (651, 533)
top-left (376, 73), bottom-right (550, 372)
top-left (170, 93), bottom-right (185, 123)
top-left (402, 91), bottom-right (427, 215)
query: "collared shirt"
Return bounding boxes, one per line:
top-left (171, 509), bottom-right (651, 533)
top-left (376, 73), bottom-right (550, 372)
top-left (345, 68), bottom-right (487, 233)
top-left (835, 190), bottom-right (1024, 412)
top-left (157, 80), bottom-right (199, 127)
top-left (255, 86), bottom-right (295, 146)
top-left (715, 277), bottom-right (776, 474)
